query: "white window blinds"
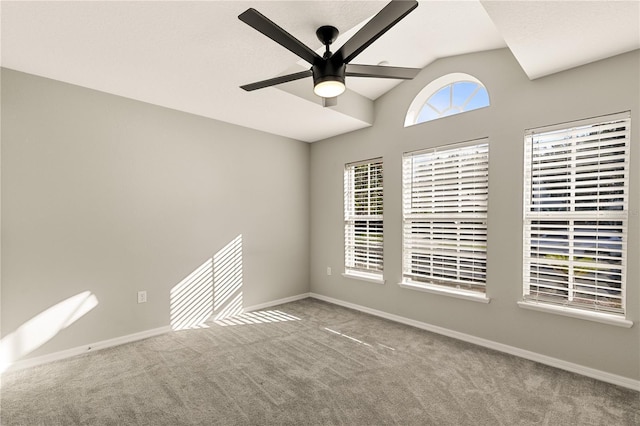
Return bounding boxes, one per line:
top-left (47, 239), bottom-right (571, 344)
top-left (402, 141), bottom-right (488, 293)
top-left (344, 159), bottom-right (383, 277)
top-left (523, 112), bottom-right (630, 315)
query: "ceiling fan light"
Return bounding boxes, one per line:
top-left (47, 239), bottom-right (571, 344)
top-left (314, 80), bottom-right (346, 98)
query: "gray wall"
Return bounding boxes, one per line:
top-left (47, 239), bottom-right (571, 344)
top-left (310, 48), bottom-right (640, 380)
top-left (1, 69), bottom-right (310, 360)
top-left (2, 48), bottom-right (639, 381)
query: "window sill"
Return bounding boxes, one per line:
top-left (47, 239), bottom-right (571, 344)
top-left (517, 301), bottom-right (633, 328)
top-left (398, 280), bottom-right (490, 303)
top-left (342, 271), bottom-right (385, 285)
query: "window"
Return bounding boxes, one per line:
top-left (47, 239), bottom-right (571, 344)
top-left (405, 73), bottom-right (489, 127)
top-left (344, 158), bottom-right (383, 281)
top-left (402, 141), bottom-right (489, 295)
top-left (523, 112), bottom-right (630, 317)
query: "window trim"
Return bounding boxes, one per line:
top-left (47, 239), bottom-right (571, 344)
top-left (522, 111), bottom-right (631, 319)
top-left (344, 157), bottom-right (384, 279)
top-left (401, 139), bottom-right (489, 297)
top-left (517, 301), bottom-right (633, 328)
top-left (343, 271), bottom-right (386, 285)
top-left (405, 73), bottom-right (489, 127)
top-left (399, 280), bottom-right (490, 303)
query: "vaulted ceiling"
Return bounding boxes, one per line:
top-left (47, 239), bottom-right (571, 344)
top-left (2, 1), bottom-right (638, 142)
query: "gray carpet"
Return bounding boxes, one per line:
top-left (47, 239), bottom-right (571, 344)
top-left (1, 298), bottom-right (638, 425)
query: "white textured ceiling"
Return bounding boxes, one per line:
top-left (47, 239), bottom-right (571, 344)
top-left (481, 0), bottom-right (640, 80)
top-left (1, 1), bottom-right (638, 142)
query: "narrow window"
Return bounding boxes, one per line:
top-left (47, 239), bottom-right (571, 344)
top-left (402, 141), bottom-right (489, 294)
top-left (523, 112), bottom-right (630, 316)
top-left (344, 159), bottom-right (384, 281)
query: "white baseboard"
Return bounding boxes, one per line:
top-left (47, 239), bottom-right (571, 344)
top-left (309, 292), bottom-right (640, 392)
top-left (4, 326), bottom-right (171, 373)
top-left (4, 292), bottom-right (312, 374)
top-left (7, 291), bottom-right (638, 392)
top-left (244, 292), bottom-right (311, 312)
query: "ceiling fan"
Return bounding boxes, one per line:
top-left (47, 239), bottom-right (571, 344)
top-left (239, 0), bottom-right (421, 106)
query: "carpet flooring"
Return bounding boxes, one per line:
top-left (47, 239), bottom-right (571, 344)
top-left (1, 298), bottom-right (638, 425)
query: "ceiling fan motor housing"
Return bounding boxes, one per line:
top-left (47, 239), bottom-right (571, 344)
top-left (312, 59), bottom-right (345, 88)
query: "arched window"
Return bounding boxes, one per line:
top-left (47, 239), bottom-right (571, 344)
top-left (405, 73), bottom-right (490, 127)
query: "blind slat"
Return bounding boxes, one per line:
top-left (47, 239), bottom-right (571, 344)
top-left (345, 159), bottom-right (384, 275)
top-left (523, 115), bottom-right (629, 315)
top-left (403, 141), bottom-right (488, 291)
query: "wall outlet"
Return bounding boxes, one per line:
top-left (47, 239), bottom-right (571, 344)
top-left (327, 267), bottom-right (332, 276)
top-left (137, 290), bottom-right (147, 304)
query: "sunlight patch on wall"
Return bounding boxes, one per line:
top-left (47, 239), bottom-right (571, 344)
top-left (0, 291), bottom-right (98, 373)
top-left (214, 309), bottom-right (300, 326)
top-left (170, 235), bottom-right (244, 331)
top-left (213, 235), bottom-right (243, 321)
top-left (170, 258), bottom-right (214, 330)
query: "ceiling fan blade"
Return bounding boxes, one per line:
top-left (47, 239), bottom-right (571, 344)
top-left (346, 64), bottom-right (420, 80)
top-left (239, 8), bottom-right (321, 65)
top-left (240, 70), bottom-right (313, 91)
top-left (335, 0), bottom-right (418, 64)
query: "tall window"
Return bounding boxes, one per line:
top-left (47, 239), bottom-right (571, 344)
top-left (344, 159), bottom-right (384, 281)
top-left (523, 112), bottom-right (630, 316)
top-left (402, 141), bottom-right (489, 294)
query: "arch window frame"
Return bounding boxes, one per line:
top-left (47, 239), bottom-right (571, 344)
top-left (405, 73), bottom-right (489, 127)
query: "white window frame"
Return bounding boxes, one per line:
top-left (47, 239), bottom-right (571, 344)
top-left (401, 140), bottom-right (489, 301)
top-left (344, 158), bottom-right (384, 283)
top-left (404, 73), bottom-right (490, 127)
top-left (521, 112), bottom-right (631, 326)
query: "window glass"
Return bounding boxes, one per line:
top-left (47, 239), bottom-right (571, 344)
top-left (405, 73), bottom-right (490, 127)
top-left (402, 141), bottom-right (489, 293)
top-left (344, 159), bottom-right (384, 279)
top-left (522, 112), bottom-right (630, 315)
